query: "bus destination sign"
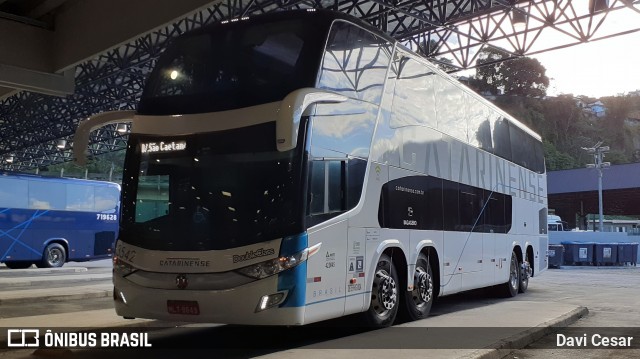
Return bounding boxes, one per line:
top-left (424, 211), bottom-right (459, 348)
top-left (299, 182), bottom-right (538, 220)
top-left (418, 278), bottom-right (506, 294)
top-left (141, 141), bottom-right (186, 154)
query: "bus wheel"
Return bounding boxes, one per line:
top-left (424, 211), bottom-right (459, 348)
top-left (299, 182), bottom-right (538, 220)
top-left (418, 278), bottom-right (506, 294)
top-left (362, 253), bottom-right (399, 328)
top-left (499, 251), bottom-right (520, 298)
top-left (519, 259), bottom-right (531, 294)
top-left (401, 253), bottom-right (433, 321)
top-left (38, 243), bottom-right (66, 268)
top-left (4, 261), bottom-right (33, 269)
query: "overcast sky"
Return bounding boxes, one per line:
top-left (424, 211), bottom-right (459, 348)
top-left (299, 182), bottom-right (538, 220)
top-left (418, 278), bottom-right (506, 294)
top-left (532, 30), bottom-right (640, 99)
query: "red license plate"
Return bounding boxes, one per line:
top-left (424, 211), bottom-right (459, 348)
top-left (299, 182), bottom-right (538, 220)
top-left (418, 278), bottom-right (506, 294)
top-left (167, 300), bottom-right (200, 315)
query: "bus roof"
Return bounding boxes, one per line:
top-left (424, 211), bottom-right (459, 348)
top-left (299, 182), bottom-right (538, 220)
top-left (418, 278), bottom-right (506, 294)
top-left (240, 10), bottom-right (541, 143)
top-left (394, 44), bottom-right (542, 142)
top-left (0, 171), bottom-right (121, 188)
top-left (182, 9), bottom-right (395, 44)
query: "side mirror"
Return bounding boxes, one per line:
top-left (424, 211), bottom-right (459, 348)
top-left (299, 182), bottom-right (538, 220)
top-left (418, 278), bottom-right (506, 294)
top-left (276, 88), bottom-right (347, 152)
top-left (73, 110), bottom-right (136, 166)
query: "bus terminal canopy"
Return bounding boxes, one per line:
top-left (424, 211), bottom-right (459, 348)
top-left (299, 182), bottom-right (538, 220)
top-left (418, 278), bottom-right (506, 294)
top-left (1, 0), bottom-right (640, 170)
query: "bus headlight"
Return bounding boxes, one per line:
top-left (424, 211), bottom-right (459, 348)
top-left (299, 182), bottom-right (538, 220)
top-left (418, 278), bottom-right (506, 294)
top-left (256, 292), bottom-right (287, 312)
top-left (236, 243), bottom-right (321, 280)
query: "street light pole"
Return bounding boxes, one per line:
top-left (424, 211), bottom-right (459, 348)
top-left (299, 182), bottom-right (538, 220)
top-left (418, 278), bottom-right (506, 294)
top-left (583, 142), bottom-right (610, 232)
top-left (597, 155), bottom-right (604, 232)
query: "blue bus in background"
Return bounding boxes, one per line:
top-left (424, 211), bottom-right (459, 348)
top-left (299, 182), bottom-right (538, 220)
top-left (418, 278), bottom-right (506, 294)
top-left (0, 172), bottom-right (120, 269)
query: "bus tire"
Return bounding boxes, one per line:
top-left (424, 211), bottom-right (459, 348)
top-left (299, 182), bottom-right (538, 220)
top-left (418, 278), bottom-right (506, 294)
top-left (38, 243), bottom-right (66, 268)
top-left (498, 251), bottom-right (520, 298)
top-left (400, 253), bottom-right (434, 322)
top-left (362, 253), bottom-right (399, 328)
top-left (4, 261), bottom-right (33, 269)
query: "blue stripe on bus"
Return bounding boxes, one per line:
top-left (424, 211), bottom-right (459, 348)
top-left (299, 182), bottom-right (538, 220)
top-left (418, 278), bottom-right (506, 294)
top-left (1, 207), bottom-right (118, 262)
top-left (277, 232), bottom-right (308, 308)
top-left (1, 209), bottom-right (50, 260)
top-left (305, 291), bottom-right (371, 306)
top-left (279, 232), bottom-right (308, 257)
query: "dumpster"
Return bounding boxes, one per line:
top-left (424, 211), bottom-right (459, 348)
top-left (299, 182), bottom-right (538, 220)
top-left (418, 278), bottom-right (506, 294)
top-left (594, 243), bottom-right (618, 266)
top-left (548, 244), bottom-right (564, 268)
top-left (562, 241), bottom-right (595, 266)
top-left (629, 242), bottom-right (639, 266)
top-left (617, 243), bottom-right (634, 266)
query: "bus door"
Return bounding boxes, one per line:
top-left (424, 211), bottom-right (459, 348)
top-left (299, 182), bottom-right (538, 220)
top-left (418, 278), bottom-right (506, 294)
top-left (302, 97), bottom-right (375, 321)
top-left (304, 156), bottom-right (349, 322)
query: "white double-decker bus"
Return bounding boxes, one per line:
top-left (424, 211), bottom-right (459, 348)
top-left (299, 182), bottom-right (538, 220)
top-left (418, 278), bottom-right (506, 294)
top-left (74, 9), bottom-right (548, 328)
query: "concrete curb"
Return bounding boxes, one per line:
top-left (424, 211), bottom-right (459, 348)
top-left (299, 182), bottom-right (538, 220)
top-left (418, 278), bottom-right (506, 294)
top-left (0, 276), bottom-right (112, 288)
top-left (0, 289), bottom-right (114, 305)
top-left (0, 267), bottom-right (88, 276)
top-left (461, 306), bottom-right (590, 359)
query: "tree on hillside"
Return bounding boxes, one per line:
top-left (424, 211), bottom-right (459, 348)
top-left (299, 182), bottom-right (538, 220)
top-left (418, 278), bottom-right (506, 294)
top-left (539, 95), bottom-right (582, 146)
top-left (543, 141), bottom-right (577, 171)
top-left (600, 96), bottom-right (634, 153)
top-left (472, 47), bottom-right (549, 97)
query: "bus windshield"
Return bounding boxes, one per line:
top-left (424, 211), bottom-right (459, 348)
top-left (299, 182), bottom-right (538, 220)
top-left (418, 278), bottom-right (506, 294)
top-left (137, 16), bottom-right (326, 115)
top-left (119, 122), bottom-right (305, 251)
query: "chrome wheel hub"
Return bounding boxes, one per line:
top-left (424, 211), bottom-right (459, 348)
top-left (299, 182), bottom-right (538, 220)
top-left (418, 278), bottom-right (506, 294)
top-left (48, 249), bottom-right (61, 264)
top-left (372, 269), bottom-right (397, 314)
top-left (521, 261), bottom-right (532, 279)
top-left (509, 257), bottom-right (518, 289)
top-left (414, 267), bottom-right (433, 304)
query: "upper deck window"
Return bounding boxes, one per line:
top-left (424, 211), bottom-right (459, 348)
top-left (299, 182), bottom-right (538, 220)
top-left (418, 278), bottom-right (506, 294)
top-left (318, 21), bottom-right (392, 104)
top-left (138, 17), bottom-right (327, 115)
